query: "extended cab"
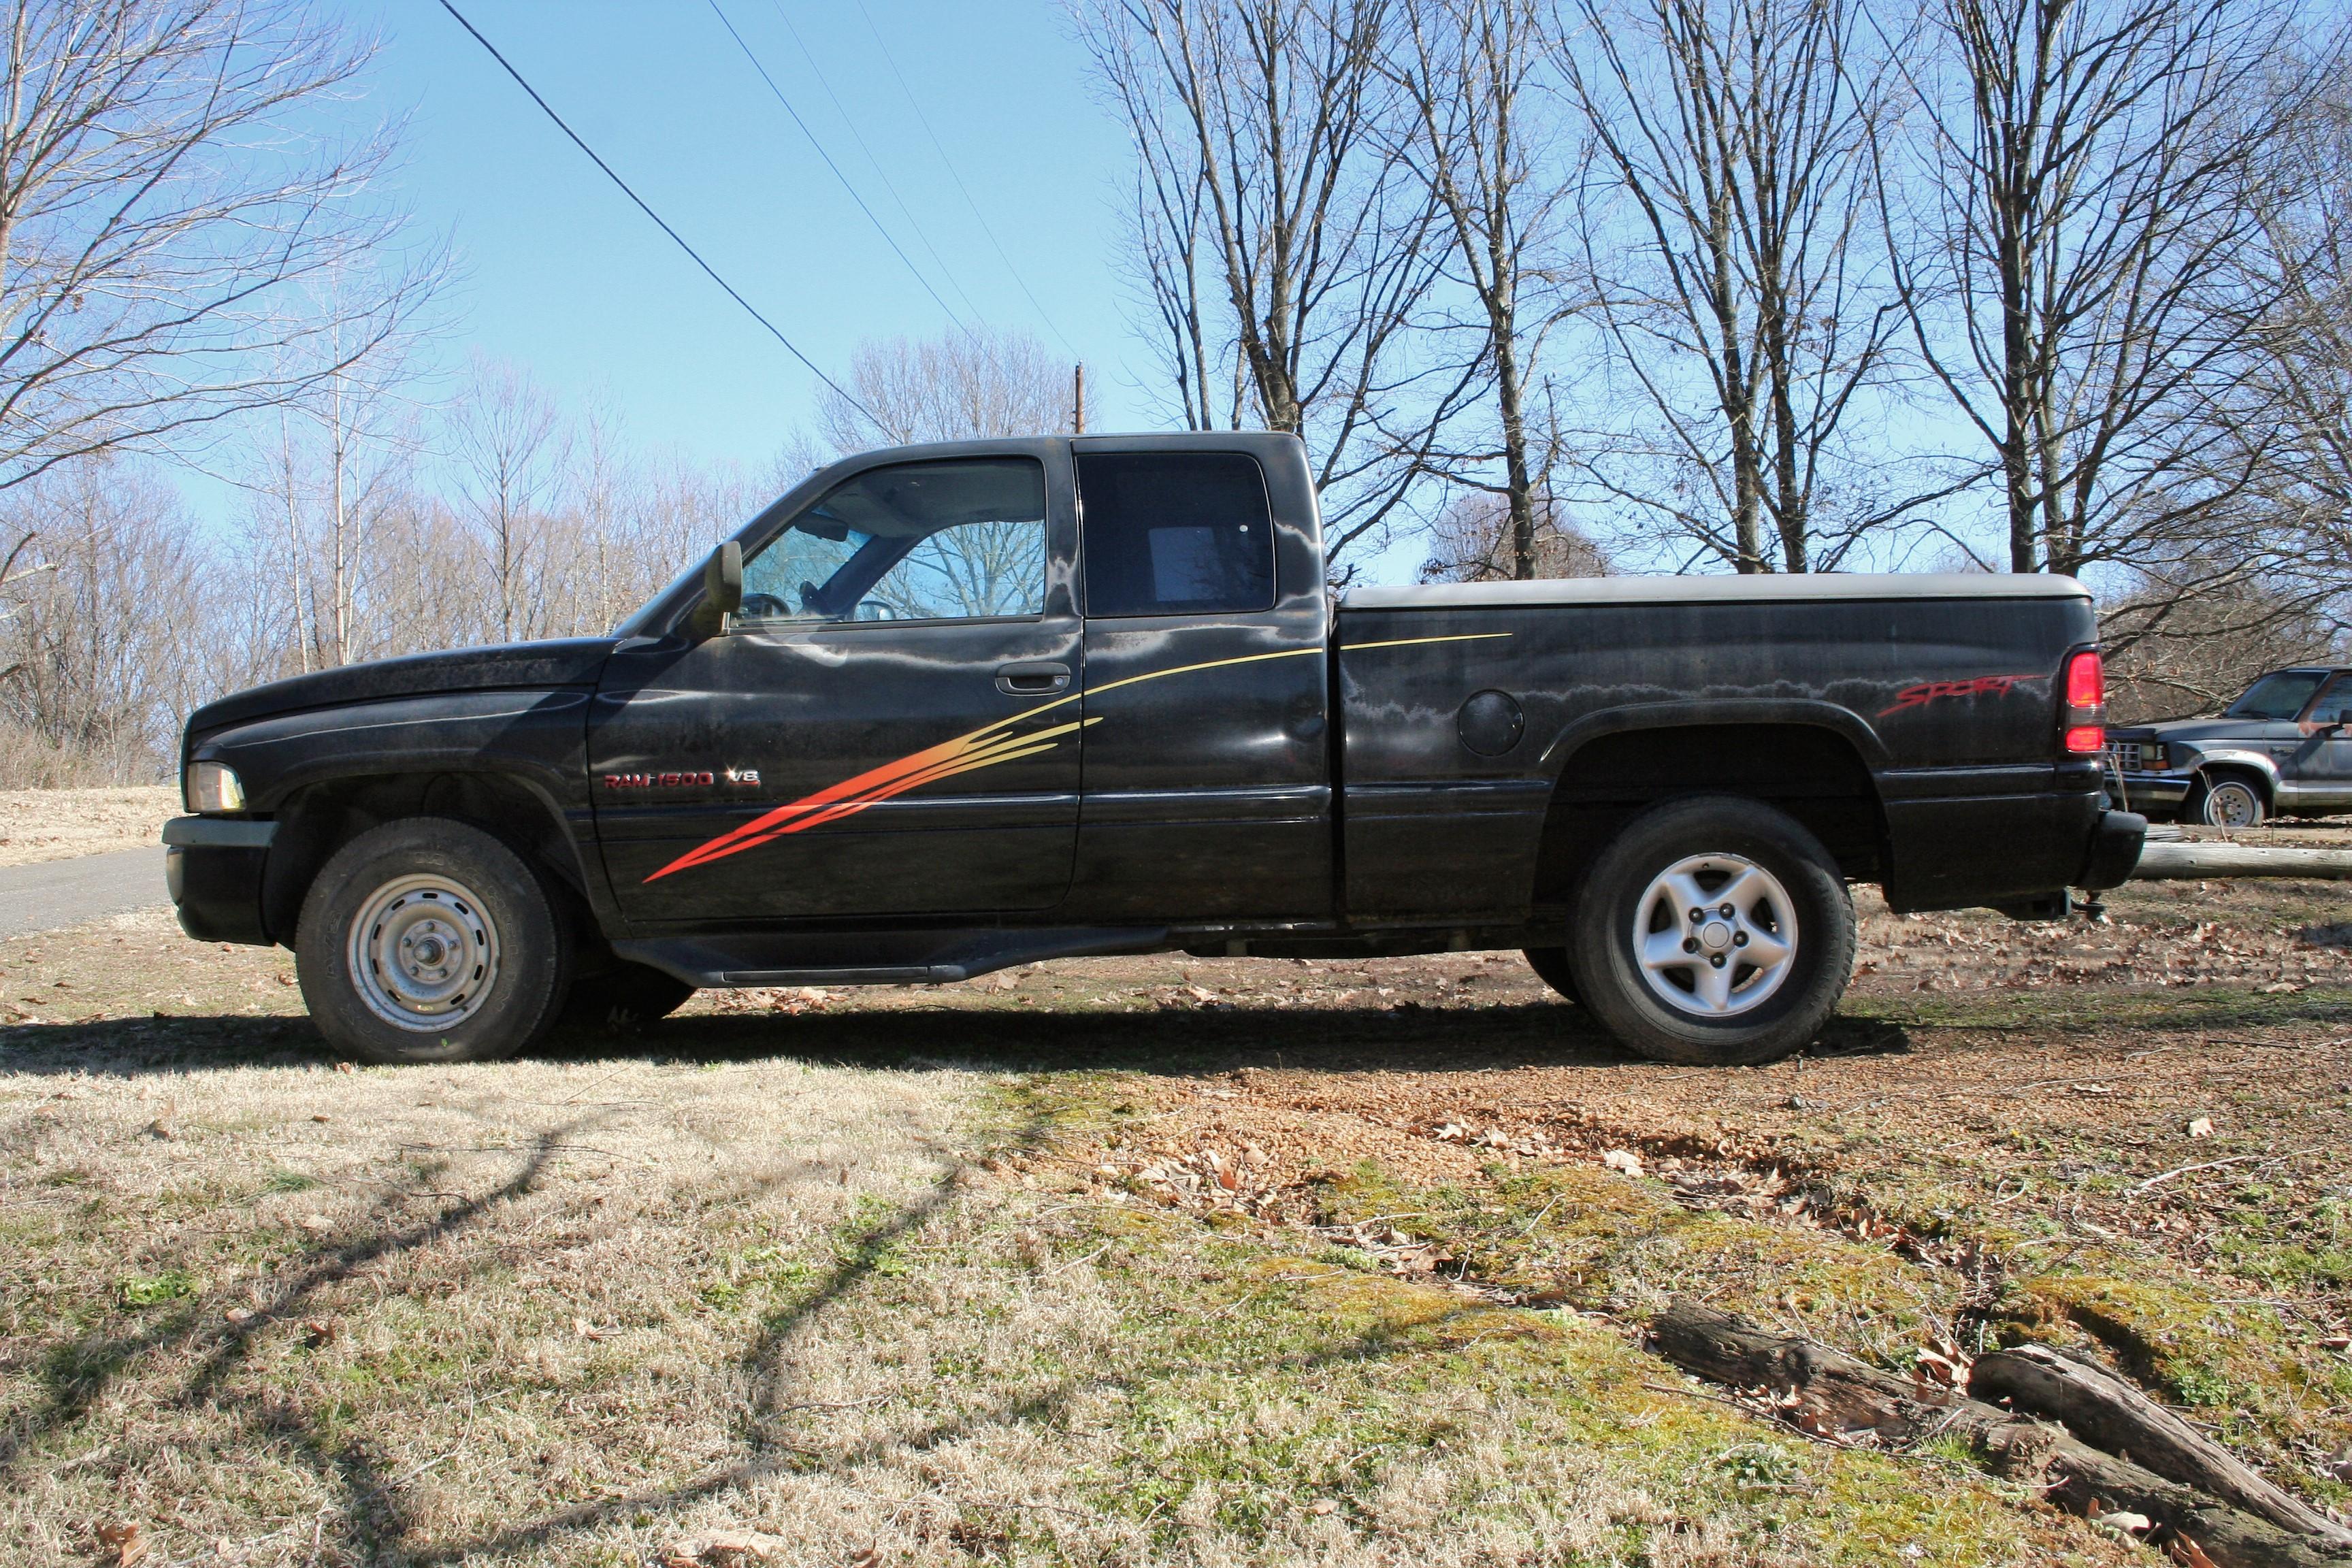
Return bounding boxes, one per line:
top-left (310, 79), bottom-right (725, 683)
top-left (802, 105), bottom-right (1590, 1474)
top-left (165, 434), bottom-right (2144, 1066)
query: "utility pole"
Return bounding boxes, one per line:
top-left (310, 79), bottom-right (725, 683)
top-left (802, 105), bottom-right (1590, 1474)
top-left (1073, 363), bottom-right (1086, 434)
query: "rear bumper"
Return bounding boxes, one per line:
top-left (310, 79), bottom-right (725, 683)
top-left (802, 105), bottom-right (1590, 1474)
top-left (2078, 809), bottom-right (2146, 890)
top-left (161, 817), bottom-right (275, 945)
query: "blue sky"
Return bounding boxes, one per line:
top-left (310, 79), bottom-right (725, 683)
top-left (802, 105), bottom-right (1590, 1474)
top-left (353, 0), bottom-right (1149, 468)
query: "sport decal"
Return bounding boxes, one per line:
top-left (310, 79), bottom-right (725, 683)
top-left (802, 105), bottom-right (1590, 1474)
top-left (1877, 673), bottom-right (2042, 718)
top-left (642, 632), bottom-right (1509, 882)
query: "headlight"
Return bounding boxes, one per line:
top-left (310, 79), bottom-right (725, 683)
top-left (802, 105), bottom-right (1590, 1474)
top-left (186, 761), bottom-right (245, 814)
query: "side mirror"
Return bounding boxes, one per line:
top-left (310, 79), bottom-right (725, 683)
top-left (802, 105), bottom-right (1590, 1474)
top-left (687, 542), bottom-right (742, 640)
top-left (705, 540), bottom-right (743, 616)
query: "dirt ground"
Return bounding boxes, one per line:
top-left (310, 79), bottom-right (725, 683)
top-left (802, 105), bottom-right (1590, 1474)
top-left (3, 868), bottom-right (2351, 1565)
top-left (0, 786), bottom-right (177, 868)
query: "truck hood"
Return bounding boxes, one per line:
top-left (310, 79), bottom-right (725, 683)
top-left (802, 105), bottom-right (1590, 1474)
top-left (2108, 717), bottom-right (2272, 745)
top-left (186, 638), bottom-right (619, 738)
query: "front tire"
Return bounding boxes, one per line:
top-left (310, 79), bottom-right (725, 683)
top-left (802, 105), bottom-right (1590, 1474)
top-left (296, 817), bottom-right (572, 1064)
top-left (2187, 772), bottom-right (2266, 829)
top-left (1569, 796), bottom-right (1855, 1066)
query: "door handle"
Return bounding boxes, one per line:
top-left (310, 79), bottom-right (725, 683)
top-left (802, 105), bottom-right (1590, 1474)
top-left (996, 661), bottom-right (1071, 696)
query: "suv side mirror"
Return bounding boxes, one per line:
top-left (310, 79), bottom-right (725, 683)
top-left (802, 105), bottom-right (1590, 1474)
top-left (685, 542), bottom-right (743, 640)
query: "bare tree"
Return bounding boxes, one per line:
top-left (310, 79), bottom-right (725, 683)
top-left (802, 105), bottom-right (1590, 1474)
top-left (1556, 0), bottom-right (1903, 574)
top-left (0, 455), bottom-right (208, 783)
top-left (0, 0), bottom-right (434, 494)
top-left (444, 359), bottom-right (564, 647)
top-left (1077, 0), bottom-right (1482, 566)
top-left (817, 327), bottom-right (1067, 449)
top-left (1881, 0), bottom-right (2289, 578)
top-left (1418, 487), bottom-right (1609, 579)
top-left (1389, 0), bottom-right (1576, 579)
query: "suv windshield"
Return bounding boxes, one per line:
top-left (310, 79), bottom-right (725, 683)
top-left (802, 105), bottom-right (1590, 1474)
top-left (2225, 670), bottom-right (2329, 721)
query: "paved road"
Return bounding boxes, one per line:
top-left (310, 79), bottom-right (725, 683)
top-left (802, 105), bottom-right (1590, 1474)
top-left (0, 846), bottom-right (168, 938)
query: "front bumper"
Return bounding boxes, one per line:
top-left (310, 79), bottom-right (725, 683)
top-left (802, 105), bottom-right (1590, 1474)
top-left (161, 817), bottom-right (276, 945)
top-left (2104, 770), bottom-right (2191, 811)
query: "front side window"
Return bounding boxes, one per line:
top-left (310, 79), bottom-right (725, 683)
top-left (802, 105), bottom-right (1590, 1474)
top-left (739, 457), bottom-right (1047, 626)
top-left (2308, 676), bottom-right (2352, 725)
top-left (2225, 670), bottom-right (2329, 721)
top-left (1077, 452), bottom-right (1275, 618)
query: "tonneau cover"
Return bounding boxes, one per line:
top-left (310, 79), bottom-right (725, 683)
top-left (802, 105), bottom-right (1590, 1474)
top-left (1343, 572), bottom-right (2091, 610)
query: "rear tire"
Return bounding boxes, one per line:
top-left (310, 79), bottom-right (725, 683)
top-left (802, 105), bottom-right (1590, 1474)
top-left (1522, 946), bottom-right (1582, 1005)
top-left (2187, 772), bottom-right (2266, 829)
top-left (1568, 796), bottom-right (1854, 1066)
top-left (295, 817), bottom-right (572, 1065)
top-left (563, 962), bottom-right (695, 1031)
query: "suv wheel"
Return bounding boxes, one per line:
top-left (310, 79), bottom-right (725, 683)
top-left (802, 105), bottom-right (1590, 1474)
top-left (2187, 773), bottom-right (2265, 829)
top-left (1569, 796), bottom-right (1855, 1066)
top-left (296, 817), bottom-right (572, 1064)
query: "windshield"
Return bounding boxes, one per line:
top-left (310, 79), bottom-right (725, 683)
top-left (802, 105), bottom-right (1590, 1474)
top-left (2224, 671), bottom-right (2328, 721)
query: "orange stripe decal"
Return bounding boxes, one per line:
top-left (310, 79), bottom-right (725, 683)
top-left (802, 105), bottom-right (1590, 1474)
top-left (639, 632), bottom-right (1504, 882)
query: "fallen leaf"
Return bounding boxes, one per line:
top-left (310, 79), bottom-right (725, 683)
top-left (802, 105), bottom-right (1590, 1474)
top-left (299, 1213), bottom-right (331, 1232)
top-left (1305, 1499), bottom-right (1338, 1516)
top-left (2167, 1536), bottom-right (2219, 1568)
top-left (2091, 1509), bottom-right (2153, 1533)
top-left (93, 1522), bottom-right (146, 1567)
top-left (335, 1061), bottom-right (355, 1074)
top-left (1603, 1149), bottom-right (1645, 1178)
top-left (2187, 1117), bottom-right (2215, 1139)
top-left (311, 1113), bottom-right (331, 1124)
top-left (304, 1319), bottom-right (338, 1347)
top-left (223, 1307), bottom-right (255, 1326)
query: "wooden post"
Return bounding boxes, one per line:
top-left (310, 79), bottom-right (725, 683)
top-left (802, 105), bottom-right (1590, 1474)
top-left (1073, 363), bottom-right (1086, 434)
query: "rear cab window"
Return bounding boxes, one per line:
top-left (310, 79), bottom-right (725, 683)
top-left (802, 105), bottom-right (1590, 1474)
top-left (1075, 452), bottom-right (1275, 617)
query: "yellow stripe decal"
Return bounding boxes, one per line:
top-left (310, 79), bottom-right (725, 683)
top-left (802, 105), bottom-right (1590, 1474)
top-left (1341, 632), bottom-right (1514, 651)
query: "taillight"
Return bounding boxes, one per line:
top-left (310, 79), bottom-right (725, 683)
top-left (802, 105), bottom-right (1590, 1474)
top-left (2062, 649), bottom-right (2105, 754)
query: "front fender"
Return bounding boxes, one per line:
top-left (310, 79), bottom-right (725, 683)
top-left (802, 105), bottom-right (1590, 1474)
top-left (2185, 749), bottom-right (2281, 792)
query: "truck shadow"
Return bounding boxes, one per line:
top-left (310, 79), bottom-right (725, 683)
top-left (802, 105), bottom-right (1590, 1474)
top-left (0, 1000), bottom-right (1913, 1080)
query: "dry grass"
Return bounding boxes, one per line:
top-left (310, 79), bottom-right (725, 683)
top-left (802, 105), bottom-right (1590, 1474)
top-left (0, 785), bottom-right (177, 867)
top-left (5, 870), bottom-right (2350, 1564)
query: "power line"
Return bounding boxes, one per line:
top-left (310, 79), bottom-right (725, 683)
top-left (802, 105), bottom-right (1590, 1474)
top-left (851, 0), bottom-right (1082, 359)
top-left (434, 0), bottom-right (876, 422)
top-left (703, 0), bottom-right (975, 338)
top-left (764, 1), bottom-right (986, 327)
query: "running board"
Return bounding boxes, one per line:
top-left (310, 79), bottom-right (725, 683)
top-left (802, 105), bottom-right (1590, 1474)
top-left (611, 926), bottom-right (1173, 989)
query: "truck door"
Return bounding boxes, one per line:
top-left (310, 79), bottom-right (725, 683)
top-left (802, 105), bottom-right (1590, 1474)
top-left (1067, 444), bottom-right (1333, 921)
top-left (590, 452), bottom-right (1083, 924)
top-left (2304, 674), bottom-right (2352, 811)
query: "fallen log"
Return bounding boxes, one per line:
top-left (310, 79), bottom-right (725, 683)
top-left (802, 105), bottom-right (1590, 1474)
top-left (1972, 1346), bottom-right (2352, 1547)
top-left (1649, 1299), bottom-right (2352, 1568)
top-left (2132, 842), bottom-right (2352, 881)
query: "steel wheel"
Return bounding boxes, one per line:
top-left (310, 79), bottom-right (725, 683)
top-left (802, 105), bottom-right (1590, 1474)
top-left (1629, 853), bottom-right (1798, 1017)
top-left (2195, 777), bottom-right (2264, 829)
top-left (345, 872), bottom-right (502, 1031)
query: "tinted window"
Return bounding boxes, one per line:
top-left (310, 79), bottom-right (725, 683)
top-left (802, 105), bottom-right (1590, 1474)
top-left (2309, 676), bottom-right (2352, 725)
top-left (2225, 670), bottom-right (2329, 721)
top-left (1077, 453), bottom-right (1275, 618)
top-left (740, 458), bottom-right (1046, 625)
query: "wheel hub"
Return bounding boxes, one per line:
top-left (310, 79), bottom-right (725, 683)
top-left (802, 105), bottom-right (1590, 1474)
top-left (1631, 853), bottom-right (1799, 1017)
top-left (348, 875), bottom-right (502, 1032)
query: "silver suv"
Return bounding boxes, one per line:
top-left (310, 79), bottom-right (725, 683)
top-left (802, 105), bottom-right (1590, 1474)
top-left (2104, 668), bottom-right (2352, 827)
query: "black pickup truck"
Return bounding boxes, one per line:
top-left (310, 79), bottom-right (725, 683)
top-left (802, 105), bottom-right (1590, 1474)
top-left (164, 434), bottom-right (2143, 1067)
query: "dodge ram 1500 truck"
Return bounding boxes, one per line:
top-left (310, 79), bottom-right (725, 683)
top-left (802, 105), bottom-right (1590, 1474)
top-left (163, 433), bottom-right (2145, 1066)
